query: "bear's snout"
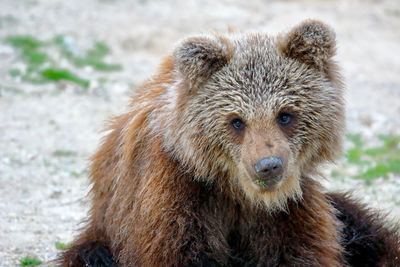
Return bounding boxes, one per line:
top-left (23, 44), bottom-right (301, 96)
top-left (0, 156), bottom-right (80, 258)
top-left (254, 157), bottom-right (283, 179)
top-left (253, 156), bottom-right (283, 188)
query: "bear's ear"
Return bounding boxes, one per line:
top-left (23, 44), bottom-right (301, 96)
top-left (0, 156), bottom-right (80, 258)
top-left (278, 20), bottom-right (336, 71)
top-left (173, 35), bottom-right (232, 87)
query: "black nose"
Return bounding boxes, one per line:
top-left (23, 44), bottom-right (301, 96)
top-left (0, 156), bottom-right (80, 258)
top-left (254, 157), bottom-right (283, 180)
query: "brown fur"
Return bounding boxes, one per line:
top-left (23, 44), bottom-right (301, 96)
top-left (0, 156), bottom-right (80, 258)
top-left (328, 192), bottom-right (400, 267)
top-left (58, 20), bottom-right (399, 266)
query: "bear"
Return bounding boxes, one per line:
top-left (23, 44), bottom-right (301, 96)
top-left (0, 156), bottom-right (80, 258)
top-left (58, 20), bottom-right (400, 266)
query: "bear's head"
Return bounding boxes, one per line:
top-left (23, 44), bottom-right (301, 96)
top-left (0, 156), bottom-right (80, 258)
top-left (158, 20), bottom-right (344, 211)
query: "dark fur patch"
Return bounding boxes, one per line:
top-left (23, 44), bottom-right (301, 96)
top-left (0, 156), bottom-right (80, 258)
top-left (329, 192), bottom-right (400, 267)
top-left (60, 242), bottom-right (118, 267)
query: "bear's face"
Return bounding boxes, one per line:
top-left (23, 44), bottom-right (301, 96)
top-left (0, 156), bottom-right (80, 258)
top-left (162, 20), bottom-right (344, 210)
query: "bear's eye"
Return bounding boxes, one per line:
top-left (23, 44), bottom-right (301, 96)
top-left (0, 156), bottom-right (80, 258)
top-left (277, 112), bottom-right (293, 126)
top-left (231, 118), bottom-right (245, 131)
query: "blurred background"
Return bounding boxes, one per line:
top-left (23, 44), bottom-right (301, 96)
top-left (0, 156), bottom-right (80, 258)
top-left (1, 0), bottom-right (399, 266)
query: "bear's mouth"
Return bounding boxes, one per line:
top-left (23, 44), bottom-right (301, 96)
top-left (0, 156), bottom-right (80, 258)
top-left (253, 175), bottom-right (284, 191)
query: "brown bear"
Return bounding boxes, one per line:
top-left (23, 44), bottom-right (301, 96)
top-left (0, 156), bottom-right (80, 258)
top-left (58, 20), bottom-right (400, 266)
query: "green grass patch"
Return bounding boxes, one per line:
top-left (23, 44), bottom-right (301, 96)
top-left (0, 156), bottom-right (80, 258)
top-left (346, 133), bottom-right (363, 148)
top-left (41, 68), bottom-right (89, 88)
top-left (343, 134), bottom-right (400, 183)
top-left (55, 241), bottom-right (69, 250)
top-left (6, 36), bottom-right (49, 66)
top-left (6, 34), bottom-right (122, 88)
top-left (6, 36), bottom-right (43, 50)
top-left (22, 49), bottom-right (49, 65)
top-left (54, 36), bottom-right (122, 71)
top-left (0, 84), bottom-right (23, 96)
top-left (19, 256), bottom-right (42, 266)
top-left (357, 159), bottom-right (400, 180)
top-left (70, 171), bottom-right (80, 177)
top-left (331, 170), bottom-right (340, 178)
top-left (88, 42), bottom-right (109, 58)
top-left (364, 135), bottom-right (400, 157)
top-left (346, 148), bottom-right (361, 164)
top-left (78, 58), bottom-right (122, 71)
top-left (345, 133), bottom-right (365, 164)
top-left (9, 68), bottom-right (22, 77)
top-left (53, 150), bottom-right (77, 157)
top-left (380, 134), bottom-right (400, 148)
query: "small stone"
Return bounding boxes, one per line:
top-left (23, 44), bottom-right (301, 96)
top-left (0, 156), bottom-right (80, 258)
top-left (50, 190), bottom-right (62, 199)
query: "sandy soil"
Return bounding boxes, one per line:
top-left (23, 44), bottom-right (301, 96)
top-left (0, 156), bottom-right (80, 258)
top-left (1, 0), bottom-right (400, 266)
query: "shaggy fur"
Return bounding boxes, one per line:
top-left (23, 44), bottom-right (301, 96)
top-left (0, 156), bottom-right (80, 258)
top-left (58, 20), bottom-right (400, 266)
top-left (329, 192), bottom-right (400, 266)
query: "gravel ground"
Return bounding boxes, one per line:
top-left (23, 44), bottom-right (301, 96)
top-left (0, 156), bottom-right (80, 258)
top-left (1, 0), bottom-right (400, 266)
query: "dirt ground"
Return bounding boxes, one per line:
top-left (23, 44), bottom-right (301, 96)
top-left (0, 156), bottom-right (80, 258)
top-left (1, 0), bottom-right (400, 266)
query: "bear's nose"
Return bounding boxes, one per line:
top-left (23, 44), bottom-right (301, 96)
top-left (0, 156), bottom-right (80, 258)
top-left (254, 157), bottom-right (283, 180)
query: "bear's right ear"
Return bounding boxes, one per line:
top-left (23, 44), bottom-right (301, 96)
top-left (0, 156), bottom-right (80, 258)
top-left (278, 20), bottom-right (336, 72)
top-left (173, 35), bottom-right (232, 87)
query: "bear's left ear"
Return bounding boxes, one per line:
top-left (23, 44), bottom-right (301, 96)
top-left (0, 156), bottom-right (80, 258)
top-left (173, 35), bottom-right (232, 87)
top-left (278, 20), bottom-right (336, 71)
